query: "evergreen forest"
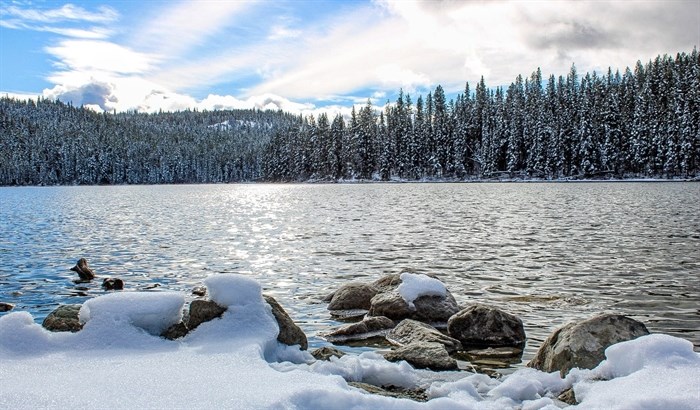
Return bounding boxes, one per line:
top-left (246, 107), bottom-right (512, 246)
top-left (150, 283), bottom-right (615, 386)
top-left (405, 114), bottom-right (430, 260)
top-left (1, 50), bottom-right (698, 185)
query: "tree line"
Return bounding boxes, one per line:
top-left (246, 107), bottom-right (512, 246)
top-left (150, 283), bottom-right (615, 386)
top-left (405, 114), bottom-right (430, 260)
top-left (1, 49), bottom-right (698, 186)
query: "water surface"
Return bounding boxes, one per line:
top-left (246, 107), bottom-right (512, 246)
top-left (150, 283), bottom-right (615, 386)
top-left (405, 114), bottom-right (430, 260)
top-left (1, 182), bottom-right (698, 367)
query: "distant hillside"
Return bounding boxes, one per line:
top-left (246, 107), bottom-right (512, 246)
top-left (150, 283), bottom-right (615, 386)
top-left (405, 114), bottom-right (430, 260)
top-left (1, 49), bottom-right (698, 185)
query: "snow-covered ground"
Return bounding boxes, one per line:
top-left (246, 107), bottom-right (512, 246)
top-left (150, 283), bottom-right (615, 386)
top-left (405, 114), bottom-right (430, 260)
top-left (1, 274), bottom-right (698, 409)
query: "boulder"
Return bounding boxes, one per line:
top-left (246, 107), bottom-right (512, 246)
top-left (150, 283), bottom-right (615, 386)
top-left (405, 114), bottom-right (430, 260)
top-left (311, 346), bottom-right (346, 361)
top-left (42, 304), bottom-right (83, 332)
top-left (0, 302), bottom-right (14, 312)
top-left (384, 341), bottom-right (458, 371)
top-left (447, 304), bottom-right (526, 347)
top-left (102, 278), bottom-right (124, 290)
top-left (368, 291), bottom-right (460, 324)
top-left (322, 316), bottom-right (395, 343)
top-left (327, 283), bottom-right (378, 311)
top-left (372, 274), bottom-right (402, 293)
top-left (70, 258), bottom-right (96, 281)
top-left (386, 319), bottom-right (462, 353)
top-left (187, 299), bottom-right (227, 330)
top-left (527, 314), bottom-right (649, 375)
top-left (264, 295), bottom-right (308, 350)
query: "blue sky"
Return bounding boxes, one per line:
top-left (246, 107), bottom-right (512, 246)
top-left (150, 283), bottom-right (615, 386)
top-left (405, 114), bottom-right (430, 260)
top-left (1, 0), bottom-right (698, 116)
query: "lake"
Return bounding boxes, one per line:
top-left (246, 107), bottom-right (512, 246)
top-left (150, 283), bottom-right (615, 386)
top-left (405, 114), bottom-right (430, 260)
top-left (1, 182), bottom-right (698, 368)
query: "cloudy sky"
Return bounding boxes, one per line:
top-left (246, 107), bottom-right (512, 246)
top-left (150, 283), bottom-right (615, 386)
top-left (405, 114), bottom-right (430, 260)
top-left (1, 0), bottom-right (698, 115)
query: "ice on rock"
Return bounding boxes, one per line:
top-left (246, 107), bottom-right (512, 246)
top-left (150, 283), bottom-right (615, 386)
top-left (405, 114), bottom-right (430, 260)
top-left (204, 273), bottom-right (262, 307)
top-left (397, 272), bottom-right (447, 308)
top-left (79, 291), bottom-right (184, 336)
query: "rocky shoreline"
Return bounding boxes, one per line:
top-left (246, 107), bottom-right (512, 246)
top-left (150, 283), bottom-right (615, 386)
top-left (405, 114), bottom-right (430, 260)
top-left (32, 263), bottom-right (653, 405)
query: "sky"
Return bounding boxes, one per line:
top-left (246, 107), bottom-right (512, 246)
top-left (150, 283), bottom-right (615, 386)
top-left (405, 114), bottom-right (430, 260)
top-left (1, 0), bottom-right (698, 116)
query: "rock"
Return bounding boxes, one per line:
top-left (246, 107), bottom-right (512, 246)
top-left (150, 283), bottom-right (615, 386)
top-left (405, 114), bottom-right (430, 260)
top-left (187, 299), bottom-right (227, 330)
top-left (264, 295), bottom-right (308, 350)
top-left (161, 322), bottom-right (189, 340)
top-left (102, 278), bottom-right (124, 290)
top-left (70, 258), bottom-right (96, 281)
top-left (558, 387), bottom-right (577, 405)
top-left (327, 283), bottom-right (378, 311)
top-left (0, 302), bottom-right (14, 312)
top-left (42, 304), bottom-right (83, 332)
top-left (386, 319), bottom-right (462, 353)
top-left (447, 304), bottom-right (526, 347)
top-left (372, 274), bottom-right (402, 293)
top-left (348, 382), bottom-right (428, 402)
top-left (192, 286), bottom-right (207, 297)
top-left (527, 314), bottom-right (649, 376)
top-left (384, 341), bottom-right (458, 371)
top-left (311, 346), bottom-right (346, 361)
top-left (368, 290), bottom-right (460, 324)
top-left (322, 316), bottom-right (395, 343)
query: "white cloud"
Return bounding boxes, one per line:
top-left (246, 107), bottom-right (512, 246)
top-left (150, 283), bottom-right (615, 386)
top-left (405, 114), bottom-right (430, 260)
top-left (46, 40), bottom-right (156, 75)
top-left (0, 4), bottom-right (118, 24)
top-left (131, 1), bottom-right (254, 58)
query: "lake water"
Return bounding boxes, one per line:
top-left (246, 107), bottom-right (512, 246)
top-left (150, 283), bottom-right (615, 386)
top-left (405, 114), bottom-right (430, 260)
top-left (1, 182), bottom-right (699, 368)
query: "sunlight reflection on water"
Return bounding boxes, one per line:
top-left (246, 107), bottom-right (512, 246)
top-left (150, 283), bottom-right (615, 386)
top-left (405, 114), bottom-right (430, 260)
top-left (1, 182), bottom-right (698, 369)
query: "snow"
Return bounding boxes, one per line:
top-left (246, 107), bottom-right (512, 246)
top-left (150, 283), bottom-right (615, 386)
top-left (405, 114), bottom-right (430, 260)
top-left (397, 272), bottom-right (448, 308)
top-left (1, 274), bottom-right (699, 409)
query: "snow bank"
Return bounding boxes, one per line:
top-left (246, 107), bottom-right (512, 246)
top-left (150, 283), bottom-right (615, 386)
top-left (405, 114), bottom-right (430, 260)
top-left (79, 291), bottom-right (184, 336)
top-left (397, 272), bottom-right (447, 308)
top-left (1, 274), bottom-right (699, 409)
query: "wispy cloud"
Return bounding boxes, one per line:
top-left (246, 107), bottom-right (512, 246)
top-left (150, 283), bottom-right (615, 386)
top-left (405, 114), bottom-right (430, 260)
top-left (0, 3), bottom-right (117, 24)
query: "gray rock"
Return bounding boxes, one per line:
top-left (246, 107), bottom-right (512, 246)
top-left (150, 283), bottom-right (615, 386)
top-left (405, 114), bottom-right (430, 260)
top-left (42, 304), bottom-right (83, 332)
top-left (102, 277), bottom-right (124, 290)
top-left (387, 319), bottom-right (462, 353)
top-left (161, 322), bottom-right (189, 340)
top-left (311, 346), bottom-right (346, 361)
top-left (348, 382), bottom-right (428, 402)
top-left (323, 316), bottom-right (395, 343)
top-left (0, 302), bottom-right (14, 312)
top-left (447, 304), bottom-right (526, 347)
top-left (192, 286), bottom-right (207, 297)
top-left (372, 274), bottom-right (402, 293)
top-left (384, 341), bottom-right (458, 371)
top-left (368, 291), bottom-right (460, 324)
top-left (264, 295), bottom-right (308, 350)
top-left (187, 299), bottom-right (227, 330)
top-left (527, 314), bottom-right (649, 376)
top-left (328, 283), bottom-right (379, 311)
top-left (558, 388), bottom-right (577, 405)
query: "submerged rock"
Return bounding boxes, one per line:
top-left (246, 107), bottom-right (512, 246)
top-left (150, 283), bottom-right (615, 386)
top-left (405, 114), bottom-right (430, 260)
top-left (384, 341), bottom-right (458, 371)
top-left (192, 286), bottom-right (207, 297)
top-left (527, 314), bottom-right (650, 376)
top-left (0, 302), bottom-right (14, 312)
top-left (70, 258), bottom-right (96, 281)
top-left (42, 304), bottom-right (83, 332)
top-left (322, 316), bottom-right (395, 343)
top-left (447, 304), bottom-right (526, 347)
top-left (311, 346), bottom-right (346, 361)
top-left (102, 278), bottom-right (124, 290)
top-left (187, 299), bottom-right (227, 330)
top-left (386, 319), bottom-right (462, 353)
top-left (264, 295), bottom-right (308, 350)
